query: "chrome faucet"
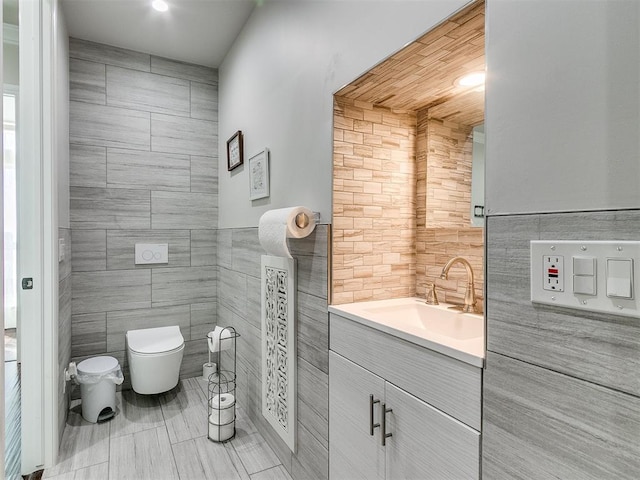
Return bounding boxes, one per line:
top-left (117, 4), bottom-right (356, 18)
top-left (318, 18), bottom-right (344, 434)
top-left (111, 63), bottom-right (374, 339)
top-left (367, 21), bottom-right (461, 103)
top-left (439, 256), bottom-right (478, 313)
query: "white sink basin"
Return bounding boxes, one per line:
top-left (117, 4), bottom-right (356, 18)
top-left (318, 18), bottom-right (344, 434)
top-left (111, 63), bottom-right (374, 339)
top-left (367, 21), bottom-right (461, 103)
top-left (329, 297), bottom-right (485, 366)
top-left (363, 303), bottom-right (483, 341)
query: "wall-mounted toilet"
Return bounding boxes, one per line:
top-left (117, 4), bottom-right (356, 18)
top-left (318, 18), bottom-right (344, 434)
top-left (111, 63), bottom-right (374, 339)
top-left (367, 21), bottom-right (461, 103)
top-left (126, 325), bottom-right (185, 394)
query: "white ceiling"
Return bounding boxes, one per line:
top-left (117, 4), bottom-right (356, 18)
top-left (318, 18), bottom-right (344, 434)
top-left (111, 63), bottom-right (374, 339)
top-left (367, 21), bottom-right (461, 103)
top-left (61, 0), bottom-right (256, 68)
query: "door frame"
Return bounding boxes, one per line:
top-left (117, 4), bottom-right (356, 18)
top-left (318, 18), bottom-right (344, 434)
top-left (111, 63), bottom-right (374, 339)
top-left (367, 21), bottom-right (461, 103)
top-left (19, 0), bottom-right (59, 472)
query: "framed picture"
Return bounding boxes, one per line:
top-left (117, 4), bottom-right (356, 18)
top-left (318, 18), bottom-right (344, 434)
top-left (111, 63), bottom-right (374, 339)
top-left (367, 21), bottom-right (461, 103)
top-left (227, 130), bottom-right (244, 171)
top-left (249, 148), bottom-right (270, 200)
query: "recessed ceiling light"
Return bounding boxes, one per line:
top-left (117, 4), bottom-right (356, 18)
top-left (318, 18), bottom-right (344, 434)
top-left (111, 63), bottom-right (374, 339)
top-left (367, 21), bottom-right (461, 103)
top-left (152, 0), bottom-right (169, 12)
top-left (456, 71), bottom-right (485, 87)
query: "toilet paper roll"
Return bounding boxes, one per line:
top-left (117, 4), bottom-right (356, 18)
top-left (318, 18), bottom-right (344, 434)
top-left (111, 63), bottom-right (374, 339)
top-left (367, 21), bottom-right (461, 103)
top-left (208, 421), bottom-right (235, 442)
top-left (258, 206), bottom-right (316, 258)
top-left (207, 327), bottom-right (232, 353)
top-left (209, 393), bottom-right (235, 410)
top-left (209, 393), bottom-right (236, 425)
top-left (203, 362), bottom-right (217, 381)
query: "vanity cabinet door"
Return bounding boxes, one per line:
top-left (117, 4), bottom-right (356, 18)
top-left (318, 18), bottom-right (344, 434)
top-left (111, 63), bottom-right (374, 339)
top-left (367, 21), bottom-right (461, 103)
top-left (385, 383), bottom-right (480, 480)
top-left (329, 351), bottom-right (385, 480)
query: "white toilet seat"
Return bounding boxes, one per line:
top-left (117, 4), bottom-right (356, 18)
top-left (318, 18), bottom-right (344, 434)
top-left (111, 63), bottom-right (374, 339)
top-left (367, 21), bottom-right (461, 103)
top-left (126, 325), bottom-right (185, 394)
top-left (126, 325), bottom-right (184, 354)
top-left (128, 344), bottom-right (184, 357)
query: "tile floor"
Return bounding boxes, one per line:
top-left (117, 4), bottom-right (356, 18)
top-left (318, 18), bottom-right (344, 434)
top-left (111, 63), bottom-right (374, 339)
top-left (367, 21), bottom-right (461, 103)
top-left (43, 377), bottom-right (292, 480)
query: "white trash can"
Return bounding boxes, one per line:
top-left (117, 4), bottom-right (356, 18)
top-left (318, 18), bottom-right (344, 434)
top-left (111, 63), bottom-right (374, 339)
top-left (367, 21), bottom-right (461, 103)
top-left (76, 356), bottom-right (124, 423)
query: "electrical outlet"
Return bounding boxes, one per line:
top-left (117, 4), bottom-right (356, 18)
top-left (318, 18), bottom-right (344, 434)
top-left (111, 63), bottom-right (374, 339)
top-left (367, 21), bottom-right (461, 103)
top-left (543, 255), bottom-right (564, 292)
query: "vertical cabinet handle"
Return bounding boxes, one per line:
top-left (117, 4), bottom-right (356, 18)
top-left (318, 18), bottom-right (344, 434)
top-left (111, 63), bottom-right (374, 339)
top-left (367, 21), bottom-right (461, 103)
top-left (381, 403), bottom-right (393, 446)
top-left (369, 394), bottom-right (380, 435)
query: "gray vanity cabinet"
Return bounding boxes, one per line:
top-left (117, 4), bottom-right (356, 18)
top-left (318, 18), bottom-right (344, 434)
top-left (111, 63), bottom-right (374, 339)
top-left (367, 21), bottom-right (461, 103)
top-left (329, 313), bottom-right (481, 480)
top-left (385, 383), bottom-right (479, 479)
top-left (329, 352), bottom-right (385, 480)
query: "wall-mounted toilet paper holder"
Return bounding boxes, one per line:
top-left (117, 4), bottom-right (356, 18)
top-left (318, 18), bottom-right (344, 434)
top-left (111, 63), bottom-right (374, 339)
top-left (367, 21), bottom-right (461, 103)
top-left (295, 211), bottom-right (320, 229)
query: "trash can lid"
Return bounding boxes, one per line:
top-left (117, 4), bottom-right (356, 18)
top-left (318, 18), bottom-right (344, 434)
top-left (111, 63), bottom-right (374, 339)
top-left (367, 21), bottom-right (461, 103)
top-left (77, 356), bottom-right (119, 375)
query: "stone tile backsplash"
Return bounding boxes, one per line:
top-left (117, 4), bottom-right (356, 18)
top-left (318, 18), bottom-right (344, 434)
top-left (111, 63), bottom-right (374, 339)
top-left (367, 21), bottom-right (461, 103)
top-left (332, 96), bottom-right (485, 305)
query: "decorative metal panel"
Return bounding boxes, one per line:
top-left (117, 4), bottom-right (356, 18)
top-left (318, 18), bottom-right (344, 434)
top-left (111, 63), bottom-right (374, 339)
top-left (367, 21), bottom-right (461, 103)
top-left (261, 255), bottom-right (296, 452)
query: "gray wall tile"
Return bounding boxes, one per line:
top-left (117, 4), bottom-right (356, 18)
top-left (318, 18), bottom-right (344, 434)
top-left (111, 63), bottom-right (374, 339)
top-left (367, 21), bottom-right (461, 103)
top-left (106, 229), bottom-right (190, 270)
top-left (70, 58), bottom-right (106, 104)
top-left (191, 230), bottom-right (217, 267)
top-left (71, 313), bottom-right (107, 357)
top-left (483, 352), bottom-right (640, 479)
top-left (539, 210), bottom-right (640, 241)
top-left (151, 56), bottom-right (217, 85)
top-left (107, 66), bottom-right (190, 116)
top-left (151, 113), bottom-right (216, 156)
top-left (71, 229), bottom-right (106, 272)
top-left (59, 228), bottom-right (73, 281)
top-left (70, 187), bottom-right (150, 230)
top-left (70, 37), bottom-right (150, 72)
top-left (69, 39), bottom-right (220, 395)
top-left (232, 228), bottom-right (261, 278)
top-left (152, 266), bottom-right (217, 308)
top-left (486, 211), bottom-right (640, 396)
top-left (297, 292), bottom-right (328, 373)
top-left (288, 225), bottom-right (329, 259)
top-left (72, 270), bottom-right (151, 315)
top-left (245, 276), bottom-right (261, 331)
top-left (217, 230), bottom-right (233, 270)
top-left (297, 357), bottom-right (328, 448)
top-left (70, 145), bottom-right (106, 188)
top-left (106, 305), bottom-right (191, 351)
top-left (218, 268), bottom-right (248, 319)
top-left (291, 424), bottom-right (328, 480)
top-left (58, 275), bottom-right (72, 368)
top-left (107, 148), bottom-right (190, 191)
top-left (70, 101), bottom-right (151, 150)
top-left (190, 302), bottom-right (216, 340)
top-left (180, 339), bottom-right (210, 378)
top-left (151, 191), bottom-right (216, 229)
top-left (191, 82), bottom-right (218, 121)
top-left (191, 155), bottom-right (218, 194)
top-left (297, 254), bottom-right (328, 300)
top-left (216, 226), bottom-right (329, 479)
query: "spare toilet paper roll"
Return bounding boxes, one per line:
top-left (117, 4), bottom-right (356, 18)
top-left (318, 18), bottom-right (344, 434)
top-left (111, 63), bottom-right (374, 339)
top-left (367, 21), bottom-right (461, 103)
top-left (203, 362), bottom-right (217, 381)
top-left (207, 326), bottom-right (232, 353)
top-left (258, 206), bottom-right (316, 258)
top-left (209, 393), bottom-right (236, 425)
top-left (208, 421), bottom-right (234, 442)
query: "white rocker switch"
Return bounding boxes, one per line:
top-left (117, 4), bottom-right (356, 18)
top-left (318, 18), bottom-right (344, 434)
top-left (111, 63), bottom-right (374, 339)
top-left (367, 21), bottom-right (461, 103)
top-left (573, 256), bottom-right (595, 276)
top-left (572, 256), bottom-right (596, 295)
top-left (573, 275), bottom-right (596, 296)
top-left (606, 258), bottom-right (633, 299)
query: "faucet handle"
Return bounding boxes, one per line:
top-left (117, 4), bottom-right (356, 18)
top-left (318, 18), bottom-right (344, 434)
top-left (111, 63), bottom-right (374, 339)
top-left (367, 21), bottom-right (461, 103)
top-left (425, 283), bottom-right (439, 305)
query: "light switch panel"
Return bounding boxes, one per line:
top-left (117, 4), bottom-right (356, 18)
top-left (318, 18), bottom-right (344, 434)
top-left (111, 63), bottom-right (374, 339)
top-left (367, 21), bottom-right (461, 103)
top-left (531, 241), bottom-right (640, 318)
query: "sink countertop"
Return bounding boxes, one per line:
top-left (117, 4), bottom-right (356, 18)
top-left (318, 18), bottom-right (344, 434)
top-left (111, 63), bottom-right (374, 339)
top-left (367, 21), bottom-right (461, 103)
top-left (329, 297), bottom-right (485, 367)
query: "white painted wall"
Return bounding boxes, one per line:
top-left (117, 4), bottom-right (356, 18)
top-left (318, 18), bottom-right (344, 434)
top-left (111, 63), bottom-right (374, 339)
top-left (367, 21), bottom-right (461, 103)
top-left (218, 0), bottom-right (470, 228)
top-left (55, 7), bottom-right (69, 228)
top-left (485, 0), bottom-right (640, 215)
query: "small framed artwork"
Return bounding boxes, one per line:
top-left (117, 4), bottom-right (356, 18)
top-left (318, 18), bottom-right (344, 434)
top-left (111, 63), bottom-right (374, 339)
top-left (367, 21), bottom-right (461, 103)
top-left (227, 130), bottom-right (244, 171)
top-left (249, 148), bottom-right (270, 200)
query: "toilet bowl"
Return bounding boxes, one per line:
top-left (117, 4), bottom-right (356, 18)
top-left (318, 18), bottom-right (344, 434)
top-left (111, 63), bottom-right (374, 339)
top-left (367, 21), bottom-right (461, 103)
top-left (126, 325), bottom-right (185, 394)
